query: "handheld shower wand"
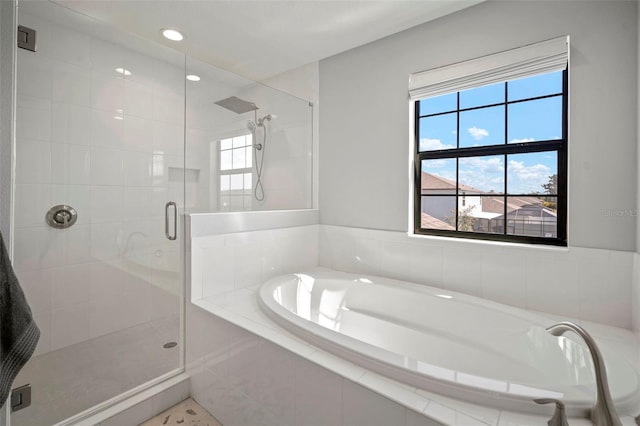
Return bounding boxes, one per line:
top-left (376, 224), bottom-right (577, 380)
top-left (247, 113), bottom-right (274, 201)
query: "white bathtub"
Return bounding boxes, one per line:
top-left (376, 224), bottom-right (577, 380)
top-left (258, 268), bottom-right (640, 417)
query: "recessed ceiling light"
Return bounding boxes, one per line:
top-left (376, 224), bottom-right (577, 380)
top-left (186, 74), bottom-right (200, 82)
top-left (161, 28), bottom-right (183, 41)
top-left (115, 67), bottom-right (131, 76)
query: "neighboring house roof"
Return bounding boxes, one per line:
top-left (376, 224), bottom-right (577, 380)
top-left (482, 197), bottom-right (556, 217)
top-left (470, 211), bottom-right (502, 220)
top-left (420, 212), bottom-right (455, 230)
top-left (421, 172), bottom-right (483, 194)
top-left (482, 196), bottom-right (557, 217)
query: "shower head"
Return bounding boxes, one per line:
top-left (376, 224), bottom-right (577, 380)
top-left (247, 120), bottom-right (256, 132)
top-left (214, 96), bottom-right (258, 114)
top-left (257, 114), bottom-right (276, 126)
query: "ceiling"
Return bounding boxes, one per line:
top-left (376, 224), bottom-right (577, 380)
top-left (46, 0), bottom-right (484, 82)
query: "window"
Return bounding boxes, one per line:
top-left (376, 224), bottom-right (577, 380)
top-left (219, 134), bottom-right (253, 210)
top-left (410, 37), bottom-right (568, 245)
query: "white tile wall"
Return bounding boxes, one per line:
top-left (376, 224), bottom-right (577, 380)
top-left (187, 214), bottom-right (640, 426)
top-left (319, 225), bottom-right (634, 329)
top-left (342, 379), bottom-right (407, 426)
top-left (14, 12), bottom-right (184, 355)
top-left (192, 225), bottom-right (318, 300)
top-left (294, 356), bottom-right (342, 426)
top-left (186, 303), bottom-right (441, 426)
top-left (51, 102), bottom-right (91, 146)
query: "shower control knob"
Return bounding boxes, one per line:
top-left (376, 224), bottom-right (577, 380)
top-left (54, 210), bottom-right (71, 223)
top-left (46, 205), bottom-right (78, 229)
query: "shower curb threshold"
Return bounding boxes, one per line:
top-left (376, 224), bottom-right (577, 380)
top-left (55, 373), bottom-right (190, 426)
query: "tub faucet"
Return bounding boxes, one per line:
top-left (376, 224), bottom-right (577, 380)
top-left (534, 398), bottom-right (569, 426)
top-left (545, 321), bottom-right (622, 426)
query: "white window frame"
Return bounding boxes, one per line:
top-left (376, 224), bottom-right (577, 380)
top-left (218, 133), bottom-right (254, 211)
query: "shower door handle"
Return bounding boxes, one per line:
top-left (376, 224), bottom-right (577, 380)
top-left (165, 201), bottom-right (177, 241)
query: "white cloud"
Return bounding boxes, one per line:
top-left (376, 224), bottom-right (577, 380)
top-left (460, 157), bottom-right (503, 173)
top-left (419, 138), bottom-right (454, 151)
top-left (508, 160), bottom-right (551, 193)
top-left (458, 157), bottom-right (504, 192)
top-left (424, 159), bottom-right (452, 169)
top-left (509, 137), bottom-right (536, 143)
top-left (468, 126), bottom-right (489, 140)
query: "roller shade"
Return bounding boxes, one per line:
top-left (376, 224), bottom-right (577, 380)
top-left (409, 36), bottom-right (569, 101)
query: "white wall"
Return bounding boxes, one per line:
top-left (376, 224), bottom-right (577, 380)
top-left (319, 0), bottom-right (638, 252)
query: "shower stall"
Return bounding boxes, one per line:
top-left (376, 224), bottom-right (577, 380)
top-left (5, 1), bottom-right (313, 425)
top-left (185, 56), bottom-right (313, 214)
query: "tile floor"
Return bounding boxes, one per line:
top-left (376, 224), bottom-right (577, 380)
top-left (140, 398), bottom-right (221, 426)
top-left (11, 316), bottom-right (180, 426)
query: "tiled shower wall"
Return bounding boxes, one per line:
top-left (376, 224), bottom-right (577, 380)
top-left (14, 13), bottom-right (183, 356)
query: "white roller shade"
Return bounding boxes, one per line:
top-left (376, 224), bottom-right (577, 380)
top-left (409, 36), bottom-right (569, 101)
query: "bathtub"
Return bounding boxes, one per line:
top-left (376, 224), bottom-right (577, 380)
top-left (258, 268), bottom-right (640, 417)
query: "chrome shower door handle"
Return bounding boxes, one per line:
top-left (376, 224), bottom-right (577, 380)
top-left (165, 201), bottom-right (177, 241)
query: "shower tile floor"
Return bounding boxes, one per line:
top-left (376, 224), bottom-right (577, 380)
top-left (11, 316), bottom-right (180, 426)
top-left (140, 398), bottom-right (222, 426)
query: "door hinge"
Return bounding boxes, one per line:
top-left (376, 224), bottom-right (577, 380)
top-left (17, 25), bottom-right (36, 52)
top-left (10, 384), bottom-right (31, 412)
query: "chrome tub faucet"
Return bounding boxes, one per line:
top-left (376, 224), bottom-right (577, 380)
top-left (544, 321), bottom-right (622, 426)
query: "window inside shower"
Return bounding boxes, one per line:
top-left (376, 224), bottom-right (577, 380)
top-left (218, 134), bottom-right (254, 211)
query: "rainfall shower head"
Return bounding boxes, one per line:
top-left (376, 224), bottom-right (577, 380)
top-left (214, 96), bottom-right (258, 114)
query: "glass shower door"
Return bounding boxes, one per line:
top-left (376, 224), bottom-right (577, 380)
top-left (10, 2), bottom-right (185, 424)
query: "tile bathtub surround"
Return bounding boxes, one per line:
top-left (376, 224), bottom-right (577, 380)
top-left (186, 302), bottom-right (441, 426)
top-left (319, 225), bottom-right (634, 329)
top-left (187, 279), bottom-right (640, 426)
top-left (190, 223), bottom-right (319, 301)
top-left (189, 210), bottom-right (635, 331)
top-left (187, 212), bottom-right (640, 425)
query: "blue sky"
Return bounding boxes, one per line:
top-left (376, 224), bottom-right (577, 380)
top-left (419, 71), bottom-right (562, 195)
